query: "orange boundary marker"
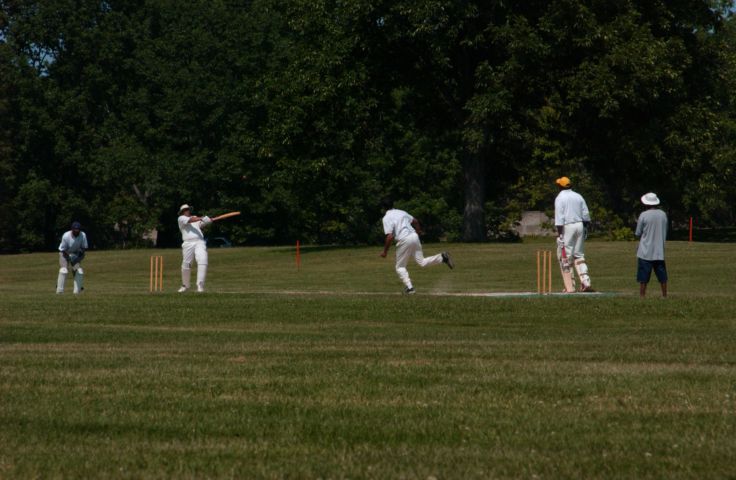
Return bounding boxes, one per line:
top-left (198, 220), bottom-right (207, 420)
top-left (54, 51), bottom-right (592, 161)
top-left (296, 240), bottom-right (301, 270)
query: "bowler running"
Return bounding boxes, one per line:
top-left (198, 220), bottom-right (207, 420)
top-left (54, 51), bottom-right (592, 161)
top-left (380, 205), bottom-right (454, 294)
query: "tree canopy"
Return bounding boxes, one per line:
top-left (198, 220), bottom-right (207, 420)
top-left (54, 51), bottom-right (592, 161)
top-left (1, 0), bottom-right (734, 251)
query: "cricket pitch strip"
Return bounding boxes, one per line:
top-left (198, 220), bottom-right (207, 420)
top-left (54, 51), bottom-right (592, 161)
top-left (217, 290), bottom-right (614, 298)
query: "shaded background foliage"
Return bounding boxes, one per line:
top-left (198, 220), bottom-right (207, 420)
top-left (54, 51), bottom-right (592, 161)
top-left (0, 0), bottom-right (734, 251)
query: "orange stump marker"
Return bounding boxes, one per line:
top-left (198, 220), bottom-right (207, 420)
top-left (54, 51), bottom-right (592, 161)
top-left (537, 251), bottom-right (541, 294)
top-left (150, 255), bottom-right (163, 292)
top-left (536, 250), bottom-right (552, 295)
top-left (296, 240), bottom-right (301, 270)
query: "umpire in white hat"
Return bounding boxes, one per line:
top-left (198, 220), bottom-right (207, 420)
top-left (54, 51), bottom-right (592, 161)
top-left (635, 193), bottom-right (668, 297)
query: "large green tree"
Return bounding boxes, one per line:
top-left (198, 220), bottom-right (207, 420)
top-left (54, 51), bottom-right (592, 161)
top-left (0, 0), bottom-right (734, 251)
top-left (528, 0), bottom-right (736, 225)
top-left (372, 0), bottom-right (736, 238)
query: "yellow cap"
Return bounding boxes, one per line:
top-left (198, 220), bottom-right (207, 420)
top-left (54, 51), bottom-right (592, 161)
top-left (556, 177), bottom-right (571, 188)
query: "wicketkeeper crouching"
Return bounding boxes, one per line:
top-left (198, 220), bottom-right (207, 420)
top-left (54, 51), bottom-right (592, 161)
top-left (56, 221), bottom-right (88, 294)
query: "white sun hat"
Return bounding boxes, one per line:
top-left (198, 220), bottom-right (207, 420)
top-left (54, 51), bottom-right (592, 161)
top-left (178, 204), bottom-right (192, 214)
top-left (641, 193), bottom-right (660, 206)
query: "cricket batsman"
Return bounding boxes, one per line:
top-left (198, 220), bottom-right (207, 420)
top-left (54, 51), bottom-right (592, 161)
top-left (56, 221), bottom-right (88, 294)
top-left (177, 204), bottom-right (212, 293)
top-left (554, 176), bottom-right (594, 292)
top-left (380, 203), bottom-right (454, 294)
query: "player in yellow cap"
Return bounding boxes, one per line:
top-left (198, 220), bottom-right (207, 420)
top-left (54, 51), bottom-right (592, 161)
top-left (554, 177), bottom-right (594, 292)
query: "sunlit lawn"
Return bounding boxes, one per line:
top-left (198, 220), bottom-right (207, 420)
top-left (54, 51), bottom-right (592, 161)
top-left (1, 241), bottom-right (734, 478)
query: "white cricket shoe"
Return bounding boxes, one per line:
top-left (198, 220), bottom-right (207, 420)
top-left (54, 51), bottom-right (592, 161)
top-left (196, 283), bottom-right (205, 293)
top-left (177, 286), bottom-right (188, 293)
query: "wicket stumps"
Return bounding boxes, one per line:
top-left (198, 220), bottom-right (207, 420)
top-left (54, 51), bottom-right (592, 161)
top-left (149, 255), bottom-right (163, 292)
top-left (536, 250), bottom-right (552, 295)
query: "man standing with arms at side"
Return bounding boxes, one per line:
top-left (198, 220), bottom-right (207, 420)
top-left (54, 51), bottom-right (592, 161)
top-left (380, 202), bottom-right (454, 294)
top-left (554, 176), bottom-right (594, 292)
top-left (177, 204), bottom-right (212, 293)
top-left (56, 221), bottom-right (88, 294)
top-left (635, 193), bottom-right (668, 298)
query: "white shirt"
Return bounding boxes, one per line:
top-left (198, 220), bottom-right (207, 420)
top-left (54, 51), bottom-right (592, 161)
top-left (58, 231), bottom-right (88, 253)
top-left (178, 215), bottom-right (206, 242)
top-left (382, 209), bottom-right (416, 242)
top-left (555, 189), bottom-right (590, 226)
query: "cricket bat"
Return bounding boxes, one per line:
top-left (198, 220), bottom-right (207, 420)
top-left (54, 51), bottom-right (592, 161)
top-left (559, 246), bottom-right (576, 293)
top-left (211, 211), bottom-right (241, 222)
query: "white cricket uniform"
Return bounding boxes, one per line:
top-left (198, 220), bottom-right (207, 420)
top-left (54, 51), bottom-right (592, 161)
top-left (58, 231), bottom-right (88, 257)
top-left (554, 189), bottom-right (592, 288)
top-left (382, 209), bottom-right (443, 290)
top-left (178, 215), bottom-right (211, 291)
top-left (554, 189), bottom-right (590, 258)
top-left (57, 231), bottom-right (88, 294)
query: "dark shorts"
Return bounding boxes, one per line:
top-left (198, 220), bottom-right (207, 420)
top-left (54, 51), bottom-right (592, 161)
top-left (637, 258), bottom-right (668, 284)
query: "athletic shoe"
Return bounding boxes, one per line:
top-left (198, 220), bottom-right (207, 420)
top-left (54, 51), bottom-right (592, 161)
top-left (404, 287), bottom-right (416, 295)
top-left (581, 286), bottom-right (596, 293)
top-left (442, 252), bottom-right (455, 269)
top-left (197, 283), bottom-right (205, 293)
top-left (177, 286), bottom-right (188, 293)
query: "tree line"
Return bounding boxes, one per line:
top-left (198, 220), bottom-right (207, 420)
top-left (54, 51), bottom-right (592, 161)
top-left (1, 0), bottom-right (735, 251)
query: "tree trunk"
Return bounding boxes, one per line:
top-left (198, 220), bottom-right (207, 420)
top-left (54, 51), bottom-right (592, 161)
top-left (462, 153), bottom-right (487, 242)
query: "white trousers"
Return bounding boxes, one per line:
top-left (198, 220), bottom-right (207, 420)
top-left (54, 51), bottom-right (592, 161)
top-left (558, 222), bottom-right (591, 288)
top-left (57, 253), bottom-right (83, 294)
top-left (394, 233), bottom-right (443, 289)
top-left (181, 240), bottom-right (208, 289)
top-left (560, 222), bottom-right (585, 259)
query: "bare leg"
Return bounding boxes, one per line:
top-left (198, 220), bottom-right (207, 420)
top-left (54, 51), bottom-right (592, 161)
top-left (660, 283), bottom-right (667, 298)
top-left (639, 283), bottom-right (647, 298)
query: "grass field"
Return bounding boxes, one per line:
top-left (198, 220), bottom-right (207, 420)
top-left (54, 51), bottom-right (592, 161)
top-left (1, 241), bottom-right (735, 479)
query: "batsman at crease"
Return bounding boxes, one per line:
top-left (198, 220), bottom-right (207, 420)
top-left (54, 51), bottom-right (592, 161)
top-left (177, 204), bottom-right (212, 293)
top-left (554, 176), bottom-right (594, 293)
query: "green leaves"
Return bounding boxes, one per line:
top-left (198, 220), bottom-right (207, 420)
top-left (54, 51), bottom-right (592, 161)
top-left (0, 0), bottom-right (734, 250)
